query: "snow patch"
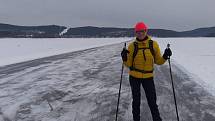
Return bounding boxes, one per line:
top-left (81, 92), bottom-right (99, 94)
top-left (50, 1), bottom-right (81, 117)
top-left (59, 27), bottom-right (70, 36)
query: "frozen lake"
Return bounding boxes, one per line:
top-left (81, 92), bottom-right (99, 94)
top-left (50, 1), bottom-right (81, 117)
top-left (0, 37), bottom-right (215, 121)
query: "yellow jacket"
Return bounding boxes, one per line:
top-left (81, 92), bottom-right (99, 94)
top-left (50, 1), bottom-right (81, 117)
top-left (124, 36), bottom-right (166, 78)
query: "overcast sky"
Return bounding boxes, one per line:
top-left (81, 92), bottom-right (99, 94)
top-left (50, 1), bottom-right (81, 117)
top-left (0, 0), bottom-right (214, 31)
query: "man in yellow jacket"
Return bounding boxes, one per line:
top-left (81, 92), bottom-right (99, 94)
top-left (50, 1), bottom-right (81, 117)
top-left (121, 22), bottom-right (172, 121)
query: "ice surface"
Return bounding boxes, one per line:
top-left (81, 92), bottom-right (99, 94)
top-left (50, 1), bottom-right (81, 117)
top-left (1, 37), bottom-right (215, 120)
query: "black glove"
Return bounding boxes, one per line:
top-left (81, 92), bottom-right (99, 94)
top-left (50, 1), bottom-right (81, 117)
top-left (163, 48), bottom-right (172, 60)
top-left (121, 48), bottom-right (129, 61)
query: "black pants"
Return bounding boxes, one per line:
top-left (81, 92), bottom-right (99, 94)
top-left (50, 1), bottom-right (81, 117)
top-left (129, 76), bottom-right (162, 121)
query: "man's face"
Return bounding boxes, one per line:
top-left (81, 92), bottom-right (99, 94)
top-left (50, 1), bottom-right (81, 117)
top-left (135, 30), bottom-right (147, 40)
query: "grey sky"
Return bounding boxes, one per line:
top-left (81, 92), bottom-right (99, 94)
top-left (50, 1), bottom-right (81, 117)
top-left (0, 0), bottom-right (214, 31)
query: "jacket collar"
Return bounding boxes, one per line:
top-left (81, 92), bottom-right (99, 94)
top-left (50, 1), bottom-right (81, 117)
top-left (135, 35), bottom-right (151, 44)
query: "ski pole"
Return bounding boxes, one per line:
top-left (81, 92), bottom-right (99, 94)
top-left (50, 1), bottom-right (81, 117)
top-left (115, 43), bottom-right (126, 121)
top-left (167, 43), bottom-right (180, 121)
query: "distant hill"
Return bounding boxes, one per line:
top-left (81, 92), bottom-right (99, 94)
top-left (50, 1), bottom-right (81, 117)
top-left (180, 27), bottom-right (215, 37)
top-left (0, 23), bottom-right (215, 38)
top-left (63, 26), bottom-right (133, 38)
top-left (0, 23), bottom-right (66, 38)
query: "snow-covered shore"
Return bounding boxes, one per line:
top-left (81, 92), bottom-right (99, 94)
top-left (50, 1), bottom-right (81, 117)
top-left (0, 38), bottom-right (131, 67)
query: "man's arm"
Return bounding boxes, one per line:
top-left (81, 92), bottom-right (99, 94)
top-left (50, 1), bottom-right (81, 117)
top-left (123, 43), bottom-right (134, 67)
top-left (153, 41), bottom-right (166, 65)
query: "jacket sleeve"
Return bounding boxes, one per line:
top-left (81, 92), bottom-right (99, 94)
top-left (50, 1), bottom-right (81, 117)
top-left (153, 41), bottom-right (166, 65)
top-left (123, 43), bottom-right (134, 67)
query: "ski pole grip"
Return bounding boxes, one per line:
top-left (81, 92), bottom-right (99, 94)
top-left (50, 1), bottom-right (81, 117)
top-left (167, 43), bottom-right (170, 59)
top-left (167, 43), bottom-right (170, 49)
top-left (124, 43), bottom-right (126, 49)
